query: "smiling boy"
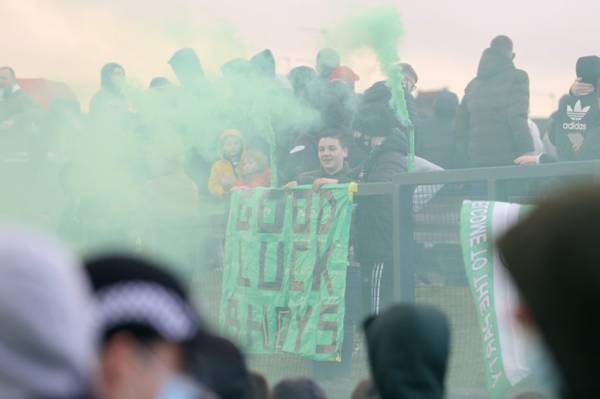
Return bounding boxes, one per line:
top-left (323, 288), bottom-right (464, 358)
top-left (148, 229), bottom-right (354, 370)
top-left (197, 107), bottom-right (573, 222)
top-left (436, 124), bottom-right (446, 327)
top-left (286, 128), bottom-right (356, 190)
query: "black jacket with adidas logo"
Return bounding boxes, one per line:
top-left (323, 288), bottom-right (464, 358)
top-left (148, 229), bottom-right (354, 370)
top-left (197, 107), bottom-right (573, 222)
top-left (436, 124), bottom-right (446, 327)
top-left (547, 93), bottom-right (600, 162)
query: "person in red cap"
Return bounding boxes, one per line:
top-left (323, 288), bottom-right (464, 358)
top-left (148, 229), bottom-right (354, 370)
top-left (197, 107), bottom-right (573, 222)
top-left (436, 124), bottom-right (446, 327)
top-left (330, 65), bottom-right (360, 92)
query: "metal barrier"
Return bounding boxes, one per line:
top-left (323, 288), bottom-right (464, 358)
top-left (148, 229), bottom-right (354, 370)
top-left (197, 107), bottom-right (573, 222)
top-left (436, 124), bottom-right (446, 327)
top-left (354, 160), bottom-right (600, 396)
top-left (356, 160), bottom-right (600, 302)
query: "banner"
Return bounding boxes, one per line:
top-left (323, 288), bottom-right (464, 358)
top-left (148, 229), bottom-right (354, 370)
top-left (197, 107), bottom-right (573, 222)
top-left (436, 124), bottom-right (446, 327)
top-left (460, 200), bottom-right (532, 398)
top-left (220, 186), bottom-right (353, 361)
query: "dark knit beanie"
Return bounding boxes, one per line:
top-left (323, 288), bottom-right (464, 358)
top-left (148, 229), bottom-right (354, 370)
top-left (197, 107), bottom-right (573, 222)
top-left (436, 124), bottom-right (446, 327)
top-left (576, 55), bottom-right (600, 87)
top-left (85, 254), bottom-right (201, 344)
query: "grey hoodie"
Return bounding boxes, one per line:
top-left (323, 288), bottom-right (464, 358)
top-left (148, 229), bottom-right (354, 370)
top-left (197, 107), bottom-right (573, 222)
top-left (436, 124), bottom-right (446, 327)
top-left (0, 227), bottom-right (97, 399)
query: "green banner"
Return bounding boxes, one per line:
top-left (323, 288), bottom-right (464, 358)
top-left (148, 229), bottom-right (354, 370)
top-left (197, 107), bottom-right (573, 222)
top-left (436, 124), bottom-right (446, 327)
top-left (460, 200), bottom-right (533, 398)
top-left (220, 185), bottom-right (353, 361)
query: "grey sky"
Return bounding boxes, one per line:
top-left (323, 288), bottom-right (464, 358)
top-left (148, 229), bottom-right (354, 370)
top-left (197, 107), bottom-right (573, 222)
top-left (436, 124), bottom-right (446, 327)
top-left (3, 0), bottom-right (599, 116)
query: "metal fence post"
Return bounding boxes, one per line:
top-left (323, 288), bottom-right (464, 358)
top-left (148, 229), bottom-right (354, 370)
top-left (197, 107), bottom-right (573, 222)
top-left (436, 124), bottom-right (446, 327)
top-left (391, 184), bottom-right (402, 302)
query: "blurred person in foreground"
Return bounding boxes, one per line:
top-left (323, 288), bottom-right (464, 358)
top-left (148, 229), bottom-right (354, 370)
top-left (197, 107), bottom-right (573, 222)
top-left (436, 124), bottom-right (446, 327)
top-left (456, 35), bottom-right (534, 166)
top-left (272, 378), bottom-right (327, 399)
top-left (186, 332), bottom-right (254, 399)
top-left (363, 304), bottom-right (450, 399)
top-left (0, 227), bottom-right (97, 399)
top-left (84, 254), bottom-right (213, 399)
top-left (497, 186), bottom-right (600, 398)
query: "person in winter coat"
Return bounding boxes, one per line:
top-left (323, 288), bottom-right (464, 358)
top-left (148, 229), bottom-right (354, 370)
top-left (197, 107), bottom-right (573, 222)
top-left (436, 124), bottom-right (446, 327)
top-left (0, 66), bottom-right (39, 128)
top-left (208, 129), bottom-right (245, 197)
top-left (515, 55), bottom-right (600, 164)
top-left (455, 35), bottom-right (534, 167)
top-left (231, 150), bottom-right (271, 190)
top-left (417, 90), bottom-right (459, 168)
top-left (89, 63), bottom-right (130, 117)
top-left (354, 80), bottom-right (409, 315)
top-left (363, 304), bottom-right (450, 399)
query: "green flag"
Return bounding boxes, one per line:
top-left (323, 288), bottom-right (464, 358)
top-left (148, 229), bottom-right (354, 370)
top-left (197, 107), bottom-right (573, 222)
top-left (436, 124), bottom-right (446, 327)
top-left (220, 185), bottom-right (353, 361)
top-left (460, 200), bottom-right (534, 398)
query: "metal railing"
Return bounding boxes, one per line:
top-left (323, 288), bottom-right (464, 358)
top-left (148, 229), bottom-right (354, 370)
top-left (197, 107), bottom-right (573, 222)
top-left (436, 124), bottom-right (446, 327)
top-left (355, 159), bottom-right (600, 303)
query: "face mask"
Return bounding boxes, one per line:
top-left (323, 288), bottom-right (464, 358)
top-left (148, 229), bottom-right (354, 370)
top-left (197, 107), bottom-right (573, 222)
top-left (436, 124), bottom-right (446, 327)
top-left (157, 374), bottom-right (204, 399)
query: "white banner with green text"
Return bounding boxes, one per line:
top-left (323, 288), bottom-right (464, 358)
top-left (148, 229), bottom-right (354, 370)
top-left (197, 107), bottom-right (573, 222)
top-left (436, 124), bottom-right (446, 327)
top-left (460, 200), bottom-right (533, 398)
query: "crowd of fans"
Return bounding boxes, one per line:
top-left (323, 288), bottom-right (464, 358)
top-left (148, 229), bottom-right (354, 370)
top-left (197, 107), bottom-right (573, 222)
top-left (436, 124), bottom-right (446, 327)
top-left (1, 33), bottom-right (600, 398)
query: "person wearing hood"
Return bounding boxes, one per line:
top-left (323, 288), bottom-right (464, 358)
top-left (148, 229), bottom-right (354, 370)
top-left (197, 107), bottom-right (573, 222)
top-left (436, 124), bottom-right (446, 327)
top-left (186, 332), bottom-right (254, 399)
top-left (168, 48), bottom-right (205, 92)
top-left (89, 63), bottom-right (130, 117)
top-left (208, 128), bottom-right (245, 197)
top-left (288, 66), bottom-right (317, 102)
top-left (250, 49), bottom-right (276, 80)
top-left (417, 90), bottom-right (460, 168)
top-left (455, 35), bottom-right (534, 167)
top-left (354, 80), bottom-right (409, 316)
top-left (316, 48), bottom-right (341, 81)
top-left (0, 227), bottom-right (97, 399)
top-left (363, 304), bottom-right (450, 399)
top-left (515, 55), bottom-right (600, 165)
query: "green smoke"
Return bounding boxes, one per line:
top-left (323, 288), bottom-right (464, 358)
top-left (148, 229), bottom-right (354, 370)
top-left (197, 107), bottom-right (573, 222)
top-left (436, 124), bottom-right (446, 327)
top-left (0, 44), bottom-right (318, 283)
top-left (328, 6), bottom-right (416, 171)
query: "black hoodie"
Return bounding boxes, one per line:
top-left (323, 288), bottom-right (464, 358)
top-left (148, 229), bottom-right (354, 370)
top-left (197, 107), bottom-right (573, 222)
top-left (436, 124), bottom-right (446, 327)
top-left (355, 132), bottom-right (408, 262)
top-left (363, 304), bottom-right (450, 399)
top-left (455, 47), bottom-right (533, 167)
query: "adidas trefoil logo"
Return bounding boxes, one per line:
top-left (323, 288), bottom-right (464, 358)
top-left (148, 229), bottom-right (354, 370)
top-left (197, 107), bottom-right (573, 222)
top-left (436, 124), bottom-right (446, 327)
top-left (567, 100), bottom-right (591, 121)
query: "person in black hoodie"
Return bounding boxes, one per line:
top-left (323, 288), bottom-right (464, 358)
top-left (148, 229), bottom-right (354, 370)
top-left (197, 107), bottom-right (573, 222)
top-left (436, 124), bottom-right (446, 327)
top-left (363, 304), bottom-right (450, 399)
top-left (455, 35), bottom-right (533, 167)
top-left (354, 81), bottom-right (408, 315)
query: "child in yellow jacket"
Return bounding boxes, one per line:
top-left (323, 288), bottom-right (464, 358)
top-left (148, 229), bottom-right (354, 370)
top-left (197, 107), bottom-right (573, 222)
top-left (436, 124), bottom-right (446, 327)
top-left (208, 129), bottom-right (244, 197)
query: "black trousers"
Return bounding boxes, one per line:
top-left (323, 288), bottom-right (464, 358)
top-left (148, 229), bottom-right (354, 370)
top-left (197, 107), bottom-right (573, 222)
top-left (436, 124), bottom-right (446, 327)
top-left (360, 260), bottom-right (393, 316)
